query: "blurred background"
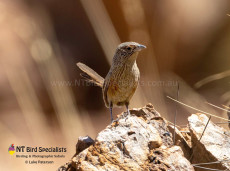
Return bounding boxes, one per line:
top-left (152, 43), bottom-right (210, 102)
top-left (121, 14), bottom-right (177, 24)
top-left (1, 0), bottom-right (230, 170)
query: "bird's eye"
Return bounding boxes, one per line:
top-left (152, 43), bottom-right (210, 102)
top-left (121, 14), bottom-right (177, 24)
top-left (126, 47), bottom-right (131, 50)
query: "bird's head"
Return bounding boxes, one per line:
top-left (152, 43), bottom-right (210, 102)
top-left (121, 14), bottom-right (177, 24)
top-left (113, 42), bottom-right (146, 64)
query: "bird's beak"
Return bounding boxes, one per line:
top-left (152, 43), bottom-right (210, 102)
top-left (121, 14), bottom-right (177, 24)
top-left (136, 44), bottom-right (146, 51)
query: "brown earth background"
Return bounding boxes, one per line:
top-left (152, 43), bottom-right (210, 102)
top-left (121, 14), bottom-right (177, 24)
top-left (1, 0), bottom-right (230, 170)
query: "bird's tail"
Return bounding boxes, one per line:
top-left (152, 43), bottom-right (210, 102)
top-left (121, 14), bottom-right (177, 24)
top-left (76, 62), bottom-right (104, 87)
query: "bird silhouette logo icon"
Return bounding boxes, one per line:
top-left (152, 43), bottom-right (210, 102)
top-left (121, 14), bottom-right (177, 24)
top-left (8, 144), bottom-right (15, 155)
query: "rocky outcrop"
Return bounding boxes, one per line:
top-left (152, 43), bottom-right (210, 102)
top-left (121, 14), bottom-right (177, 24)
top-left (59, 104), bottom-right (194, 171)
top-left (59, 104), bottom-right (230, 171)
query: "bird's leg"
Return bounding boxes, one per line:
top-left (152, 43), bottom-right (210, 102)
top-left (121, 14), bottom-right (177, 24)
top-left (125, 102), bottom-right (130, 116)
top-left (228, 105), bottom-right (230, 128)
top-left (109, 102), bottom-right (114, 123)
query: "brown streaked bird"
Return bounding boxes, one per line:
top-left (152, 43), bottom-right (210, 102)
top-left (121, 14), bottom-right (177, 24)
top-left (77, 42), bottom-right (146, 122)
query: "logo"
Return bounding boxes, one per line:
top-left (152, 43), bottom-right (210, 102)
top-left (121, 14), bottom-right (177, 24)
top-left (8, 144), bottom-right (15, 155)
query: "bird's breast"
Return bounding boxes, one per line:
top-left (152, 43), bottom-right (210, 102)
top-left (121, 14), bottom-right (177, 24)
top-left (107, 62), bottom-right (140, 106)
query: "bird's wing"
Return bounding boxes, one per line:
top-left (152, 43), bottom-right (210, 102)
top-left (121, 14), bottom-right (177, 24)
top-left (102, 74), bottom-right (111, 108)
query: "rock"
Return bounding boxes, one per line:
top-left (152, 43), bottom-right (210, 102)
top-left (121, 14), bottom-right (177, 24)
top-left (62, 104), bottom-right (194, 171)
top-left (58, 136), bottom-right (95, 171)
top-left (168, 125), bottom-right (192, 159)
top-left (188, 113), bottom-right (230, 170)
top-left (76, 136), bottom-right (95, 155)
top-left (145, 146), bottom-right (194, 171)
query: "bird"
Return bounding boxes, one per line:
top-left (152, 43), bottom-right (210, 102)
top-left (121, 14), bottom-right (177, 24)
top-left (77, 42), bottom-right (146, 122)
